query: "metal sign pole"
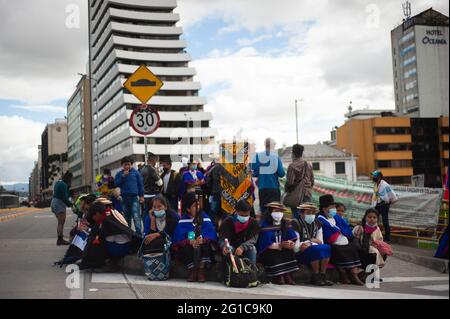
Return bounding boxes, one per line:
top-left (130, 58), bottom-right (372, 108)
top-left (144, 136), bottom-right (148, 165)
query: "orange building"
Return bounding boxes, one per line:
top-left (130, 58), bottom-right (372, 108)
top-left (336, 115), bottom-right (449, 187)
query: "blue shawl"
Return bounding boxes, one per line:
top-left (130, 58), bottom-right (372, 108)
top-left (317, 214), bottom-right (353, 244)
top-left (179, 170), bottom-right (205, 197)
top-left (257, 220), bottom-right (297, 255)
top-left (172, 212), bottom-right (217, 245)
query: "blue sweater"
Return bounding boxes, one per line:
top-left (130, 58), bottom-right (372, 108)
top-left (114, 168), bottom-right (144, 198)
top-left (251, 151), bottom-right (285, 190)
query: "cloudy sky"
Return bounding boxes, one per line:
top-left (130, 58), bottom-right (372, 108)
top-left (0, 0), bottom-right (448, 184)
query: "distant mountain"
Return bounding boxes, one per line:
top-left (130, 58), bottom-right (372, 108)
top-left (2, 183), bottom-right (29, 193)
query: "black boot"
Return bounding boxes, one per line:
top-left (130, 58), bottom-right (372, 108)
top-left (57, 236), bottom-right (70, 246)
top-left (311, 273), bottom-right (326, 286)
top-left (320, 273), bottom-right (334, 286)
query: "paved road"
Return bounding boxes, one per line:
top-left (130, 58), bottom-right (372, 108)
top-left (0, 208), bottom-right (448, 299)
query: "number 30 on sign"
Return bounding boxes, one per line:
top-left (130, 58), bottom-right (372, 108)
top-left (129, 105), bottom-right (160, 136)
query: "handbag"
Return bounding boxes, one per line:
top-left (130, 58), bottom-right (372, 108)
top-left (372, 240), bottom-right (394, 256)
top-left (282, 161), bottom-right (309, 208)
top-left (140, 235), bottom-right (166, 256)
top-left (139, 235), bottom-right (172, 281)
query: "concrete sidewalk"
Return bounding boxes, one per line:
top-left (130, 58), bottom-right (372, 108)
top-left (392, 244), bottom-right (449, 274)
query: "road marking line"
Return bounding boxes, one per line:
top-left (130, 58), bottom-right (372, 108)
top-left (382, 277), bottom-right (449, 283)
top-left (90, 273), bottom-right (447, 299)
top-left (0, 209), bottom-right (47, 223)
top-left (414, 284), bottom-right (449, 292)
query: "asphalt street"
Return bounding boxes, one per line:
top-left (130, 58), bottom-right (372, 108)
top-left (0, 208), bottom-right (448, 299)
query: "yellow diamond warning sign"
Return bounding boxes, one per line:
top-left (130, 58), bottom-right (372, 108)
top-left (123, 65), bottom-right (163, 104)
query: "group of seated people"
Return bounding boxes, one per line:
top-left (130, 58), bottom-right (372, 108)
top-left (68, 192), bottom-right (390, 287)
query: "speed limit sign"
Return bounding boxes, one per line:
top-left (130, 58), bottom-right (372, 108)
top-left (129, 104), bottom-right (160, 136)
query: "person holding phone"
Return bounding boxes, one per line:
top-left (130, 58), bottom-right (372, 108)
top-left (172, 193), bottom-right (217, 283)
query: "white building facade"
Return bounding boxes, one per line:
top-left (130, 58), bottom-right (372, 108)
top-left (391, 8), bottom-right (449, 118)
top-left (279, 144), bottom-right (358, 182)
top-left (88, 0), bottom-right (217, 176)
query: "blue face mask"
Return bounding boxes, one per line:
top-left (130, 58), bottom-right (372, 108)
top-left (191, 165), bottom-right (197, 171)
top-left (329, 208), bottom-right (337, 218)
top-left (236, 215), bottom-right (250, 224)
top-left (304, 215), bottom-right (315, 225)
top-left (154, 210), bottom-right (166, 218)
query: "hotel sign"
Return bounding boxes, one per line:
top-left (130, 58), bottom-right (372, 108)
top-left (422, 29), bottom-right (447, 45)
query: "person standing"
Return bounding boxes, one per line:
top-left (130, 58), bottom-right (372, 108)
top-left (284, 144), bottom-right (314, 220)
top-left (141, 152), bottom-right (164, 217)
top-left (181, 161), bottom-right (206, 196)
top-left (115, 157), bottom-right (145, 235)
top-left (205, 161), bottom-right (223, 225)
top-left (371, 170), bottom-right (398, 242)
top-left (160, 158), bottom-right (181, 213)
top-left (50, 171), bottom-right (73, 246)
top-left (251, 138), bottom-right (285, 214)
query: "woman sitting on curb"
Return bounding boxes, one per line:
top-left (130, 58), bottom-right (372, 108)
top-left (317, 195), bottom-right (364, 286)
top-left (291, 203), bottom-right (333, 286)
top-left (172, 193), bottom-right (217, 283)
top-left (257, 202), bottom-right (299, 285)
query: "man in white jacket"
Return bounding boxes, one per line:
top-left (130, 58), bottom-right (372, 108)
top-left (371, 170), bottom-right (398, 242)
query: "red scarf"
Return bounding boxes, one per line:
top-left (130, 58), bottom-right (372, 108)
top-left (364, 224), bottom-right (378, 235)
top-left (234, 220), bottom-right (250, 233)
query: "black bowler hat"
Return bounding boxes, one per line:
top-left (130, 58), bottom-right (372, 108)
top-left (236, 199), bottom-right (251, 212)
top-left (319, 195), bottom-right (335, 208)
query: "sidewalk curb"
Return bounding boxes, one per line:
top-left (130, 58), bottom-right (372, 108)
top-left (393, 250), bottom-right (449, 274)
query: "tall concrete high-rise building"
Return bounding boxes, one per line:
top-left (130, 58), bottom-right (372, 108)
top-left (40, 119), bottom-right (68, 199)
top-left (67, 75), bottom-right (93, 194)
top-left (88, 0), bottom-right (217, 176)
top-left (391, 8), bottom-right (449, 117)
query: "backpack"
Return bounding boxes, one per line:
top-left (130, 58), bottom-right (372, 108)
top-left (224, 255), bottom-right (260, 288)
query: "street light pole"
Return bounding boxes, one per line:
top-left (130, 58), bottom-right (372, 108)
top-left (295, 99), bottom-right (304, 144)
top-left (348, 101), bottom-right (355, 182)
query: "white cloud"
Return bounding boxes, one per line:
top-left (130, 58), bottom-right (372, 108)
top-left (10, 104), bottom-right (66, 114)
top-left (0, 116), bottom-right (46, 184)
top-left (183, 0), bottom-right (449, 151)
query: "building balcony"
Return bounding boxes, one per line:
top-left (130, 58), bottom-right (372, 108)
top-left (109, 8), bottom-right (180, 22)
top-left (378, 167), bottom-right (414, 177)
top-left (113, 36), bottom-right (187, 49)
top-left (374, 151), bottom-right (413, 160)
top-left (373, 117), bottom-right (411, 127)
top-left (123, 94), bottom-right (207, 106)
top-left (111, 22), bottom-right (182, 36)
top-left (117, 64), bottom-right (197, 77)
top-left (109, 0), bottom-right (177, 10)
top-left (374, 135), bottom-right (412, 144)
top-left (115, 49), bottom-right (191, 63)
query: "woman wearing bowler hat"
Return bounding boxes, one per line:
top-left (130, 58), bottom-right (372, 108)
top-left (317, 195), bottom-right (364, 286)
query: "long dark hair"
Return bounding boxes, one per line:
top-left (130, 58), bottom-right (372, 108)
top-left (361, 208), bottom-right (380, 226)
top-left (152, 194), bottom-right (171, 211)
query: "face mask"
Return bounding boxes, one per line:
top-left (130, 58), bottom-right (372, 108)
top-left (271, 212), bottom-right (284, 223)
top-left (154, 210), bottom-right (166, 218)
top-left (329, 208), bottom-right (337, 218)
top-left (191, 165), bottom-right (197, 171)
top-left (304, 215), bottom-right (315, 225)
top-left (236, 215), bottom-right (250, 224)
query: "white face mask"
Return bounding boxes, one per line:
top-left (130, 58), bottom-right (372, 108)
top-left (271, 212), bottom-right (284, 224)
top-left (304, 215), bottom-right (315, 225)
